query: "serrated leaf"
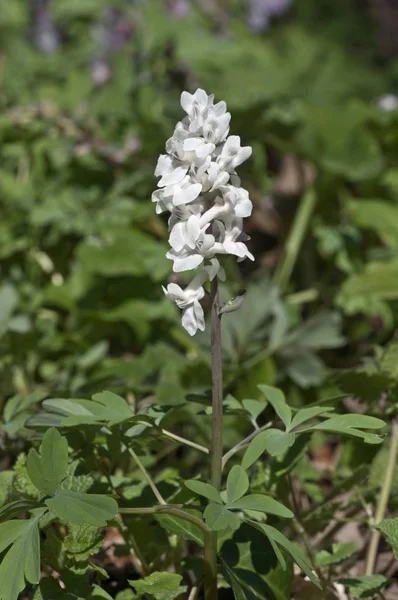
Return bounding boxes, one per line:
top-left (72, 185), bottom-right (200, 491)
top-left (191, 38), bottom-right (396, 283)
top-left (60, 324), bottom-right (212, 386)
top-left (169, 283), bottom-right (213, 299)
top-left (130, 572), bottom-right (182, 600)
top-left (204, 503), bottom-right (241, 531)
top-left (242, 429), bottom-right (296, 469)
top-left (228, 494), bottom-right (293, 519)
top-left (315, 542), bottom-right (356, 566)
top-left (338, 575), bottom-right (388, 598)
top-left (377, 518), bottom-right (398, 558)
top-left (26, 428), bottom-right (69, 495)
top-left (46, 490), bottom-right (118, 527)
top-left (380, 340), bottom-right (398, 379)
top-left (226, 466), bottom-right (249, 504)
top-left (185, 480), bottom-right (222, 504)
top-left (257, 385), bottom-right (292, 429)
top-left (64, 523), bottom-right (103, 559)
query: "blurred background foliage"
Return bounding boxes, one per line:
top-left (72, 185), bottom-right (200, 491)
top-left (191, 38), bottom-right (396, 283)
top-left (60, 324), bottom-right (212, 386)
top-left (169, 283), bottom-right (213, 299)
top-left (0, 0), bottom-right (398, 427)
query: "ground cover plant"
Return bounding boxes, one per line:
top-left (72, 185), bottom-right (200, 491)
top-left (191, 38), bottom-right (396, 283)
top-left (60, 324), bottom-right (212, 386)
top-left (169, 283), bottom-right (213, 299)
top-left (1, 1), bottom-right (398, 599)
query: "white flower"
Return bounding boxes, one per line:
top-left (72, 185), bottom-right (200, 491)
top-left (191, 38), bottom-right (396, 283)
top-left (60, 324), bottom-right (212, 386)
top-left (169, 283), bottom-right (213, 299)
top-left (220, 185), bottom-right (253, 218)
top-left (167, 215), bottom-right (216, 272)
top-left (214, 219), bottom-right (255, 262)
top-left (155, 154), bottom-right (187, 187)
top-left (217, 135), bottom-right (252, 171)
top-left (153, 88), bottom-right (254, 334)
top-left (162, 280), bottom-right (206, 336)
top-left (377, 94), bottom-right (398, 112)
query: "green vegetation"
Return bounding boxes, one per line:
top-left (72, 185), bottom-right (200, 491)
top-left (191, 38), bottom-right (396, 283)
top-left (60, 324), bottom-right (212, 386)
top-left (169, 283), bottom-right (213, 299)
top-left (1, 1), bottom-right (398, 599)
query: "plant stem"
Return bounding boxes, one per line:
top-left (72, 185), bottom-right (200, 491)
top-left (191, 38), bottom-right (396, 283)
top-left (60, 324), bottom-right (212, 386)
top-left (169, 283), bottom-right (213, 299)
top-left (119, 505), bottom-right (210, 534)
top-left (221, 422), bottom-right (273, 471)
top-left (273, 189), bottom-right (317, 294)
top-left (161, 429), bottom-right (209, 455)
top-left (127, 446), bottom-right (166, 505)
top-left (204, 277), bottom-right (223, 600)
top-left (210, 277), bottom-right (223, 491)
top-left (365, 418), bottom-right (398, 575)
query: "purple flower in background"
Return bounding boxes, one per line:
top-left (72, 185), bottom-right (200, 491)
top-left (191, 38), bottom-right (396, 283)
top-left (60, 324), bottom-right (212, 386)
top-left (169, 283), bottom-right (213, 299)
top-left (91, 7), bottom-right (134, 85)
top-left (165, 0), bottom-right (191, 17)
top-left (29, 0), bottom-right (60, 53)
top-left (248, 0), bottom-right (293, 32)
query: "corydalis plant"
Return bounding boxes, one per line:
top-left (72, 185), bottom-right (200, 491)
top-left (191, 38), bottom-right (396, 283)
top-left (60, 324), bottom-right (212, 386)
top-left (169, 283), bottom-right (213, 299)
top-left (153, 89), bottom-right (254, 335)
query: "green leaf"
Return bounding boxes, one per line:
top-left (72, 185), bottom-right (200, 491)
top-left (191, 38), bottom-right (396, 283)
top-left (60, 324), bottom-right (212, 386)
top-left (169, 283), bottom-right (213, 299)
top-left (77, 229), bottom-right (169, 281)
top-left (315, 542), bottom-right (356, 567)
top-left (338, 575), bottom-right (388, 599)
top-left (185, 480), bottom-right (223, 504)
top-left (259, 524), bottom-right (321, 588)
top-left (242, 399), bottom-right (268, 422)
top-left (204, 503), bottom-right (241, 531)
top-left (380, 340), bottom-right (398, 380)
top-left (347, 198), bottom-right (398, 248)
top-left (257, 385), bottom-right (292, 429)
top-left (46, 490), bottom-right (118, 527)
top-left (337, 259), bottom-right (398, 312)
top-left (0, 510), bottom-right (46, 600)
top-left (377, 518), bottom-right (398, 558)
top-left (220, 523), bottom-right (293, 600)
top-left (156, 509), bottom-right (204, 547)
top-left (26, 428), bottom-right (69, 495)
top-left (37, 392), bottom-right (134, 427)
top-left (226, 466), bottom-right (249, 504)
top-left (0, 500), bottom-right (41, 523)
top-left (130, 572), bottom-right (182, 600)
top-left (228, 494), bottom-right (293, 519)
top-left (0, 284), bottom-right (18, 337)
top-left (308, 414), bottom-right (385, 444)
top-left (289, 407), bottom-right (334, 431)
top-left (242, 429), bottom-right (296, 469)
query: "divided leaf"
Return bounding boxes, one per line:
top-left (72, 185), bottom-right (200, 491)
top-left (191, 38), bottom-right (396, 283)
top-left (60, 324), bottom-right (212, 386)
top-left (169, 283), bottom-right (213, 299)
top-left (185, 480), bottom-right (223, 504)
top-left (228, 494), bottom-right (293, 519)
top-left (204, 503), bottom-right (241, 531)
top-left (226, 466), bottom-right (249, 504)
top-left (26, 428), bottom-right (68, 495)
top-left (130, 572), bottom-right (183, 600)
top-left (242, 429), bottom-right (295, 469)
top-left (46, 490), bottom-right (118, 527)
top-left (0, 509), bottom-right (46, 600)
top-left (257, 385), bottom-right (292, 429)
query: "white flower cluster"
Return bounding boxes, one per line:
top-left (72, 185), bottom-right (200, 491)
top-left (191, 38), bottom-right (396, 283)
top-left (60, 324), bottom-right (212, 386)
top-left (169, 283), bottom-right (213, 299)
top-left (153, 89), bottom-right (254, 336)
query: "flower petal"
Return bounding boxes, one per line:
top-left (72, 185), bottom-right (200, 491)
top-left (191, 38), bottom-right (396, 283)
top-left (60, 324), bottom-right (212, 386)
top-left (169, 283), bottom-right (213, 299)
top-left (173, 253), bottom-right (204, 272)
top-left (169, 222), bottom-right (187, 252)
top-left (158, 166), bottom-right (188, 187)
top-left (173, 182), bottom-right (202, 206)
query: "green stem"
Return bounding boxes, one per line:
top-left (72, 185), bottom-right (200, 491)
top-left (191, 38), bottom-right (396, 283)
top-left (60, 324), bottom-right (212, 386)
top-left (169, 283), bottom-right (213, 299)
top-left (127, 446), bottom-right (166, 505)
top-left (119, 505), bottom-right (210, 534)
top-left (365, 419), bottom-right (398, 575)
top-left (273, 189), bottom-right (317, 294)
top-left (161, 429), bottom-right (209, 455)
top-left (204, 277), bottom-right (223, 600)
top-left (221, 422), bottom-right (273, 471)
